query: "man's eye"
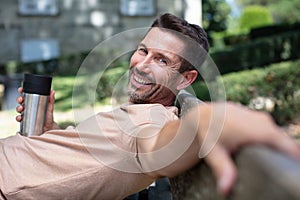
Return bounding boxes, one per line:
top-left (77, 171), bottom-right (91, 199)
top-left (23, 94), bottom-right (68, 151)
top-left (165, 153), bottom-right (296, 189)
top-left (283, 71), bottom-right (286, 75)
top-left (138, 48), bottom-right (147, 55)
top-left (158, 58), bottom-right (167, 65)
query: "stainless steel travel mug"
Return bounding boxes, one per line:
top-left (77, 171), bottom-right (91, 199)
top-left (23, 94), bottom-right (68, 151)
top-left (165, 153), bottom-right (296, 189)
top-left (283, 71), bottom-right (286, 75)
top-left (20, 73), bottom-right (52, 136)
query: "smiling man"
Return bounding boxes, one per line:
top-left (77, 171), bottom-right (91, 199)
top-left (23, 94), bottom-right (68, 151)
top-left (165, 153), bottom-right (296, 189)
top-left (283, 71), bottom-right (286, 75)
top-left (128, 28), bottom-right (196, 106)
top-left (1, 13), bottom-right (300, 200)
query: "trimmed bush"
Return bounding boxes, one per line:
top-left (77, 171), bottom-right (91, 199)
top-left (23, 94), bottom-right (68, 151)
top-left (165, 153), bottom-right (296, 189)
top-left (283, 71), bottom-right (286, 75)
top-left (211, 30), bottom-right (300, 75)
top-left (193, 59), bottom-right (300, 125)
top-left (239, 5), bottom-right (273, 31)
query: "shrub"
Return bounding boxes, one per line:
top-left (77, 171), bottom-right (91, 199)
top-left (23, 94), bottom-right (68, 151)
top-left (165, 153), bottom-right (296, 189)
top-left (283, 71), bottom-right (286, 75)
top-left (95, 61), bottom-right (129, 103)
top-left (239, 5), bottom-right (273, 32)
top-left (193, 59), bottom-right (300, 125)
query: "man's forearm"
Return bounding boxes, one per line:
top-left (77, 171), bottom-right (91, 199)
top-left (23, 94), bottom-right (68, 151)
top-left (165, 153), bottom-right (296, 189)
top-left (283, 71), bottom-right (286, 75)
top-left (137, 104), bottom-right (206, 178)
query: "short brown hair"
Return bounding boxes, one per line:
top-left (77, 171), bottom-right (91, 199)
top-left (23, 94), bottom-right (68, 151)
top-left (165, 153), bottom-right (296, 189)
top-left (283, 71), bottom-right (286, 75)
top-left (151, 13), bottom-right (209, 73)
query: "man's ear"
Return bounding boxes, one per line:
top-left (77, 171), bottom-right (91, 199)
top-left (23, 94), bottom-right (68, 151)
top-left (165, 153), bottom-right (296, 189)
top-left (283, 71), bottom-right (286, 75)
top-left (176, 70), bottom-right (198, 90)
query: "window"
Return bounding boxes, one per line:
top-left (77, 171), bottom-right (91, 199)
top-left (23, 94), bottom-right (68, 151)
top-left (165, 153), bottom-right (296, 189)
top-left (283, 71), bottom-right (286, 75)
top-left (120, 0), bottom-right (155, 16)
top-left (18, 0), bottom-right (59, 16)
top-left (20, 39), bottom-right (60, 63)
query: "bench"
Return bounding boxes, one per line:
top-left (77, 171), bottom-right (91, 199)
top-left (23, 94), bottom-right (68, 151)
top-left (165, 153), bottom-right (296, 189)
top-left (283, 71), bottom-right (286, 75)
top-left (171, 91), bottom-right (300, 200)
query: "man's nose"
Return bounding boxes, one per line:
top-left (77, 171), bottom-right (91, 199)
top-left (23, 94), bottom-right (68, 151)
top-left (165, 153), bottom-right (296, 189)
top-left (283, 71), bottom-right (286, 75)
top-left (136, 57), bottom-right (152, 73)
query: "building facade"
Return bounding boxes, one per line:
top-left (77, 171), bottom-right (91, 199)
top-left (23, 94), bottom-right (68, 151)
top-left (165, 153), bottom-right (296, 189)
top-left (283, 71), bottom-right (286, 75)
top-left (0, 0), bottom-right (202, 65)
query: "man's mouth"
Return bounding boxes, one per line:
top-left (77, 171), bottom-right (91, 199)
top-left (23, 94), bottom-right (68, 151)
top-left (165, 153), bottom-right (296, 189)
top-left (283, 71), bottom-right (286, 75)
top-left (133, 75), bottom-right (152, 85)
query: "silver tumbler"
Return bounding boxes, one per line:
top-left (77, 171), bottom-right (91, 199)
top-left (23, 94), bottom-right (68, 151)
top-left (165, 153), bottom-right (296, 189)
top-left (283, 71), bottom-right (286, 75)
top-left (20, 73), bottom-right (52, 136)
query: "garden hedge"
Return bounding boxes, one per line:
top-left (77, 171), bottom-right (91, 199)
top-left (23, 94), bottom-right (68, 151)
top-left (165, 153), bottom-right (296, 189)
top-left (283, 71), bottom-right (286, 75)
top-left (193, 59), bottom-right (300, 125)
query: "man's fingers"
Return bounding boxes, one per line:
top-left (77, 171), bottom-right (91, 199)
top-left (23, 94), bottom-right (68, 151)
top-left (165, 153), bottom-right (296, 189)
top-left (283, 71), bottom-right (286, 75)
top-left (16, 105), bottom-right (24, 113)
top-left (268, 128), bottom-right (300, 160)
top-left (16, 88), bottom-right (24, 122)
top-left (49, 90), bottom-right (55, 104)
top-left (16, 115), bottom-right (23, 122)
top-left (18, 87), bottom-right (23, 94)
top-left (16, 96), bottom-right (24, 104)
top-left (204, 145), bottom-right (237, 196)
top-left (47, 90), bottom-right (55, 113)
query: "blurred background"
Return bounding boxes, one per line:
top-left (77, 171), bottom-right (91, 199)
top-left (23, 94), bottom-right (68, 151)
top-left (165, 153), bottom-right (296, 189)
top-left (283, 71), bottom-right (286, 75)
top-left (0, 0), bottom-right (299, 138)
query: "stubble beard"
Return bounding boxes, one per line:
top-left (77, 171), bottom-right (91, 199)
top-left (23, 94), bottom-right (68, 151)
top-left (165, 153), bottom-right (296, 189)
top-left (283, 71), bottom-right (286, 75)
top-left (128, 67), bottom-right (155, 104)
top-left (128, 84), bottom-right (155, 104)
top-left (127, 67), bottom-right (176, 105)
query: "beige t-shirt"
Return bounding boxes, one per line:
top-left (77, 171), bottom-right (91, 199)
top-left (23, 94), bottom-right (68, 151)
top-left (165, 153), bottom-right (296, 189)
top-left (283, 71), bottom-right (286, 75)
top-left (0, 103), bottom-right (178, 200)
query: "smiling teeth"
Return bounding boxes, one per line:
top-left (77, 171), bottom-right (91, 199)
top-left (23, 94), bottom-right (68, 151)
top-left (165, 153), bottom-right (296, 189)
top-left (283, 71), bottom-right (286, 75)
top-left (134, 75), bottom-right (151, 85)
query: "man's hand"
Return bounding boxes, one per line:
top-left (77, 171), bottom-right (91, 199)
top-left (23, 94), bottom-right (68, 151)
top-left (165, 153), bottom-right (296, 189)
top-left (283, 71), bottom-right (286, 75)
top-left (197, 102), bottom-right (300, 196)
top-left (16, 87), bottom-right (60, 131)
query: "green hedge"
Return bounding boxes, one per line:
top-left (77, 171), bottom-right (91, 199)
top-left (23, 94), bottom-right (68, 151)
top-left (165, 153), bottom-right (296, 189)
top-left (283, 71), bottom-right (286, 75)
top-left (211, 30), bottom-right (300, 75)
top-left (193, 60), bottom-right (300, 125)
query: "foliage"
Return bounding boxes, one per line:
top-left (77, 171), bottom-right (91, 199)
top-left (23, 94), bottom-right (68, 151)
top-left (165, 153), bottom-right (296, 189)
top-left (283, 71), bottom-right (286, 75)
top-left (202, 0), bottom-right (231, 32)
top-left (210, 30), bottom-right (300, 74)
top-left (202, 0), bottom-right (231, 46)
top-left (236, 0), bottom-right (300, 24)
top-left (193, 59), bottom-right (300, 125)
top-left (94, 61), bottom-right (129, 103)
top-left (268, 0), bottom-right (300, 24)
top-left (51, 76), bottom-right (81, 111)
top-left (236, 0), bottom-right (272, 7)
top-left (239, 5), bottom-right (273, 31)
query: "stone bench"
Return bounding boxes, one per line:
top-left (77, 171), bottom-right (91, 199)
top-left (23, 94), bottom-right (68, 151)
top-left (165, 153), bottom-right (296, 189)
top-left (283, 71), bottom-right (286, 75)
top-left (170, 145), bottom-right (300, 200)
top-left (172, 91), bottom-right (300, 200)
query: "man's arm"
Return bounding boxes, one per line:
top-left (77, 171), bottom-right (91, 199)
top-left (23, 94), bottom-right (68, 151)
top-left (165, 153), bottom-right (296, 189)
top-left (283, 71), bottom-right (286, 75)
top-left (137, 102), bottom-right (300, 195)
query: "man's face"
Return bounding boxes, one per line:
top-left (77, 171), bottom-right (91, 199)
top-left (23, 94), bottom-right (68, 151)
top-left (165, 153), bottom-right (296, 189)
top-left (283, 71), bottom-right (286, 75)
top-left (128, 28), bottom-right (186, 106)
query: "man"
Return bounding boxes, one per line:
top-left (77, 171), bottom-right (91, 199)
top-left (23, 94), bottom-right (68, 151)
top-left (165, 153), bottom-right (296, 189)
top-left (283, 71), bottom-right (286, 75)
top-left (2, 13), bottom-right (300, 200)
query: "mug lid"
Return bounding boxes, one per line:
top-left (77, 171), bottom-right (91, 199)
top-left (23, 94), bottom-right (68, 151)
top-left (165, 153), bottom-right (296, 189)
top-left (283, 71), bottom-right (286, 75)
top-left (23, 73), bottom-right (52, 95)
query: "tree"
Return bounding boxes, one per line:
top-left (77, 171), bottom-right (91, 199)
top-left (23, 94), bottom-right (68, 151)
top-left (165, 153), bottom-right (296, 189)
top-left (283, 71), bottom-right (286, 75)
top-left (236, 0), bottom-right (300, 24)
top-left (202, 0), bottom-right (231, 46)
top-left (202, 0), bottom-right (231, 32)
top-left (239, 5), bottom-right (273, 31)
top-left (236, 0), bottom-right (272, 6)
